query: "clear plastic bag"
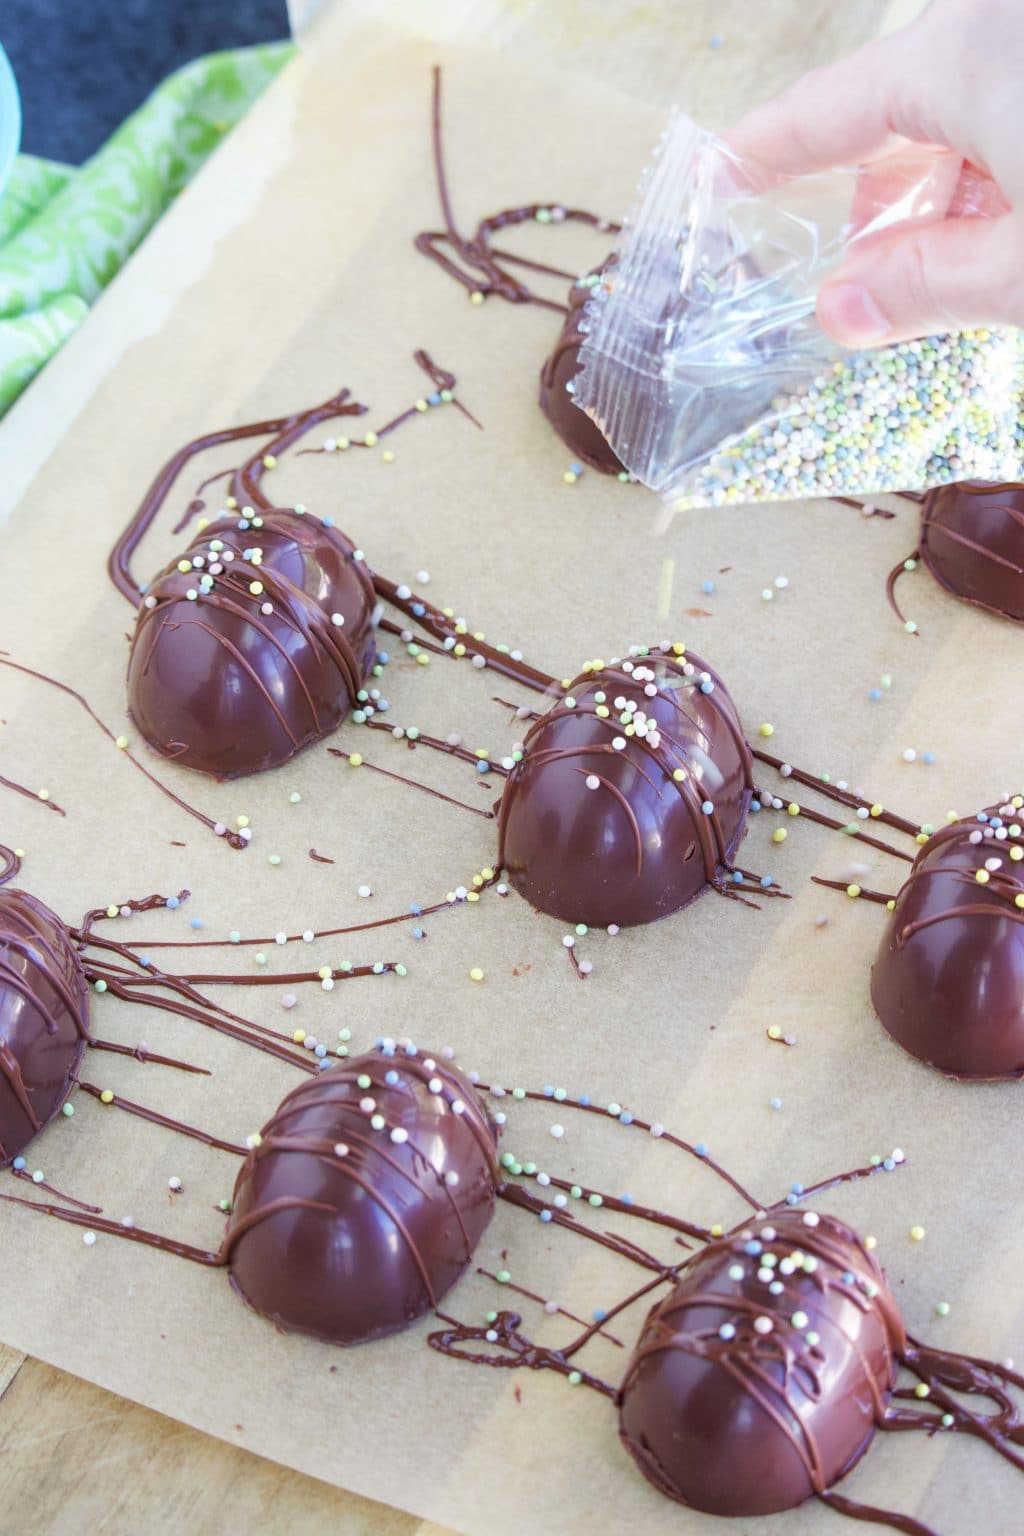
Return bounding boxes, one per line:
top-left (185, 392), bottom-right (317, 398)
top-left (573, 113), bottom-right (1024, 510)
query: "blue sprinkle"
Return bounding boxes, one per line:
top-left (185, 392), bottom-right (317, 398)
top-left (427, 392), bottom-right (441, 406)
top-left (539, 1209), bottom-right (553, 1223)
top-left (700, 681), bottom-right (714, 694)
top-left (883, 1157), bottom-right (896, 1171)
top-left (378, 651), bottom-right (390, 665)
top-left (13, 1156), bottom-right (26, 1171)
top-left (238, 518), bottom-right (250, 530)
top-left (868, 688), bottom-right (882, 701)
top-left (411, 927), bottom-right (425, 940)
top-left (621, 1193), bottom-right (634, 1206)
top-left (476, 761), bottom-right (490, 774)
top-left (791, 1182), bottom-right (804, 1195)
top-left (322, 515), bottom-right (334, 528)
top-left (411, 603), bottom-right (426, 617)
top-left (140, 955), bottom-right (152, 968)
top-left (315, 1044), bottom-right (327, 1058)
top-left (786, 1192), bottom-right (799, 1205)
top-left (709, 32), bottom-right (724, 48)
top-left (770, 1096), bottom-right (783, 1110)
top-left (619, 1112), bottom-right (633, 1126)
top-left (701, 799), bottom-right (714, 815)
top-left (695, 1142), bottom-right (708, 1157)
top-left (189, 918), bottom-right (203, 930)
top-left (732, 871), bottom-right (743, 884)
top-left (543, 1086), bottom-right (554, 1098)
top-left (701, 579), bottom-right (715, 595)
top-left (922, 751), bottom-right (936, 765)
top-left (381, 1042), bottom-right (396, 1057)
top-left (166, 896), bottom-right (180, 910)
top-left (744, 1240), bottom-right (763, 1256)
top-left (385, 1070), bottom-right (399, 1085)
top-left (979, 812), bottom-right (990, 823)
top-left (750, 799), bottom-right (762, 813)
top-left (760, 875), bottom-right (773, 889)
top-left (592, 1308), bottom-right (607, 1322)
top-left (842, 1270), bottom-right (856, 1284)
top-left (410, 904), bottom-right (423, 916)
top-left (579, 1094), bottom-right (590, 1107)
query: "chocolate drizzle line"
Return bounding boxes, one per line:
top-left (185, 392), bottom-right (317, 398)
top-left (0, 844), bottom-right (20, 887)
top-left (87, 1038), bottom-right (211, 1076)
top-left (812, 876), bottom-right (896, 908)
top-left (78, 1083), bottom-right (246, 1156)
top-left (414, 66), bottom-right (619, 313)
top-left (11, 1167), bottom-right (101, 1213)
top-left (0, 773), bottom-right (66, 816)
top-left (335, 753), bottom-right (498, 820)
top-left (754, 790), bottom-right (914, 865)
top-left (752, 749), bottom-right (923, 840)
top-left (475, 1265), bottom-right (624, 1347)
top-left (0, 656), bottom-right (247, 851)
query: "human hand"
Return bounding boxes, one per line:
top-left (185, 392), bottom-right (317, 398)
top-left (728, 0), bottom-right (1024, 345)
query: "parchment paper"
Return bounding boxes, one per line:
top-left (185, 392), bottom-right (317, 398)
top-left (0, 10), bottom-right (1020, 1536)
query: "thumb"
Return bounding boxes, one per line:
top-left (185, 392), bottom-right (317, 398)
top-left (816, 214), bottom-right (1024, 345)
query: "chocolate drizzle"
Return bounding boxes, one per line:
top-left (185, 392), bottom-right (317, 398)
top-left (0, 773), bottom-right (66, 816)
top-left (886, 481), bottom-right (1024, 626)
top-left (870, 797), bottom-right (1024, 1078)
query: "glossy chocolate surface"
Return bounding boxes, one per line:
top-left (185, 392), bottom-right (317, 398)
top-left (0, 888), bottom-right (90, 1165)
top-left (127, 508), bottom-right (378, 779)
top-left (618, 1210), bottom-right (903, 1517)
top-left (871, 798), bottom-right (1024, 1078)
top-left (224, 1048), bottom-right (500, 1344)
top-left (920, 480), bottom-right (1024, 622)
top-left (539, 267), bottom-right (626, 475)
top-left (498, 649), bottom-right (753, 926)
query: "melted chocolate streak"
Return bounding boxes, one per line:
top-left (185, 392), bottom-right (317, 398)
top-left (414, 65), bottom-right (619, 315)
top-left (0, 843), bottom-right (20, 887)
top-left (0, 656), bottom-right (247, 851)
top-left (0, 773), bottom-right (66, 816)
top-left (880, 488), bottom-right (1024, 627)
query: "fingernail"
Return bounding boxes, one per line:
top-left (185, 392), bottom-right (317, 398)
top-left (818, 282), bottom-right (891, 346)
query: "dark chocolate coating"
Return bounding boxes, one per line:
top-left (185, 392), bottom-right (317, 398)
top-left (539, 267), bottom-right (626, 475)
top-left (871, 798), bottom-right (1024, 1078)
top-left (0, 889), bottom-right (90, 1165)
top-left (920, 480), bottom-right (1024, 622)
top-left (224, 1049), bottom-right (500, 1345)
top-left (127, 508), bottom-right (379, 779)
top-left (618, 1210), bottom-right (903, 1516)
top-left (498, 649), bottom-right (753, 927)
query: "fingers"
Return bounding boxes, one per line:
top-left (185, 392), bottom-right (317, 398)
top-left (816, 212), bottom-right (1024, 344)
top-left (727, 25), bottom-right (942, 176)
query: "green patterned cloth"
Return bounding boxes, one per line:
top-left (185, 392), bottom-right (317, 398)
top-left (0, 42), bottom-right (292, 416)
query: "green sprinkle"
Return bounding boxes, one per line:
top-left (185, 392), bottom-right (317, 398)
top-left (588, 1194), bottom-right (603, 1208)
top-left (267, 854), bottom-right (282, 866)
top-left (570, 1185), bottom-right (583, 1200)
top-left (395, 963), bottom-right (408, 977)
top-left (568, 1371), bottom-right (583, 1385)
top-left (486, 1310), bottom-right (498, 1323)
top-left (496, 1269), bottom-right (511, 1285)
top-left (935, 1301), bottom-right (950, 1317)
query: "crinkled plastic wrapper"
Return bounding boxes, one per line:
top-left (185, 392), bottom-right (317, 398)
top-left (574, 112), bottom-right (1024, 510)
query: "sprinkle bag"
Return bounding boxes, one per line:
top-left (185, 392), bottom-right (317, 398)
top-left (573, 113), bottom-right (1024, 509)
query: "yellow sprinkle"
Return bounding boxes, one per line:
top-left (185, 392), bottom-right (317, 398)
top-left (767, 1026), bottom-right (782, 1040)
top-left (236, 814), bottom-right (250, 828)
top-left (847, 884), bottom-right (861, 899)
top-left (946, 810), bottom-right (959, 824)
top-left (249, 581), bottom-right (264, 596)
top-left (672, 642), bottom-right (686, 656)
top-left (1013, 796), bottom-right (1023, 808)
top-left (262, 453), bottom-right (277, 470)
top-left (596, 705), bottom-right (610, 718)
top-left (469, 967), bottom-right (485, 982)
top-left (469, 291), bottom-right (484, 306)
top-left (100, 1089), bottom-right (114, 1105)
top-left (673, 769), bottom-right (685, 782)
top-left (38, 789), bottom-right (49, 802)
top-left (106, 904), bottom-right (119, 919)
top-left (348, 753), bottom-right (363, 767)
top-left (916, 832), bottom-right (929, 845)
top-left (466, 891), bottom-right (480, 903)
top-left (865, 1235), bottom-right (877, 1250)
top-left (472, 874), bottom-right (484, 887)
top-left (225, 496), bottom-right (238, 510)
top-left (772, 828), bottom-right (787, 844)
top-left (196, 517), bottom-right (210, 532)
top-left (914, 1384), bottom-right (930, 1399)
top-left (414, 399), bottom-right (428, 413)
top-left (293, 1030), bottom-right (307, 1045)
top-left (416, 653), bottom-right (430, 666)
top-left (442, 607), bottom-right (454, 619)
top-left (563, 471), bottom-right (579, 485)
top-left (13, 849), bottom-right (23, 858)
top-left (710, 1223), bottom-right (723, 1238)
top-left (453, 643), bottom-right (466, 658)
top-left (975, 869), bottom-right (990, 884)
top-left (177, 560), bottom-right (191, 573)
top-left (473, 631), bottom-right (486, 642)
top-left (910, 1225), bottom-right (926, 1241)
top-left (870, 804), bottom-right (883, 818)
top-left (1015, 894), bottom-right (1024, 910)
top-left (759, 723), bottom-right (774, 738)
top-left (115, 735), bottom-right (129, 750)
top-left (787, 802), bottom-right (800, 817)
top-left (482, 867), bottom-right (495, 880)
top-left (1010, 846), bottom-right (1023, 862)
top-left (382, 450), bottom-right (395, 463)
top-left (247, 1133), bottom-right (263, 1150)
top-left (363, 432), bottom-right (378, 448)
top-left (454, 622), bottom-right (467, 636)
top-left (886, 899), bottom-right (896, 911)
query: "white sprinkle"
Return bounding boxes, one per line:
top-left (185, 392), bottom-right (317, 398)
top-left (650, 1123), bottom-right (665, 1138)
top-left (261, 602), bottom-right (273, 616)
top-left (360, 1097), bottom-right (375, 1114)
top-left (554, 1194), bottom-right (568, 1209)
top-left (780, 763), bottom-right (793, 777)
top-left (718, 1323), bottom-right (736, 1340)
top-left (612, 736), bottom-right (626, 751)
top-left (607, 923), bottom-right (620, 936)
top-left (585, 774), bottom-right (600, 790)
top-left (578, 960), bottom-right (593, 975)
top-left (445, 1171), bottom-right (460, 1187)
top-left (390, 1127), bottom-right (409, 1144)
top-left (168, 1177), bottom-right (183, 1192)
top-left (803, 1211), bottom-right (820, 1227)
top-left (451, 1099), bottom-right (466, 1116)
top-left (239, 827), bottom-right (253, 842)
top-left (902, 748), bottom-right (917, 763)
top-left (550, 1123), bottom-right (565, 1139)
top-left (358, 884), bottom-right (372, 898)
top-left (321, 977), bottom-right (335, 992)
top-left (472, 654), bottom-right (487, 669)
top-left (416, 570), bottom-right (430, 584)
top-left (331, 612), bottom-right (345, 626)
top-left (562, 935), bottom-right (575, 948)
top-left (544, 1300), bottom-right (559, 1315)
top-left (83, 1232), bottom-right (97, 1247)
top-left (396, 584), bottom-right (412, 600)
top-left (275, 931), bottom-right (287, 945)
top-left (774, 576), bottom-right (789, 589)
top-left (537, 1172), bottom-right (551, 1187)
top-left (281, 993), bottom-right (297, 1009)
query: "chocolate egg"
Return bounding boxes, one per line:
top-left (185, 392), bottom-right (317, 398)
top-left (618, 1210), bottom-right (903, 1516)
top-left (128, 508), bottom-right (379, 778)
top-left (539, 265), bottom-right (626, 476)
top-left (918, 480), bottom-right (1024, 622)
top-left (871, 798), bottom-right (1024, 1078)
top-left (0, 888), bottom-right (90, 1166)
top-left (223, 1049), bottom-right (500, 1344)
top-left (498, 649), bottom-right (753, 927)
